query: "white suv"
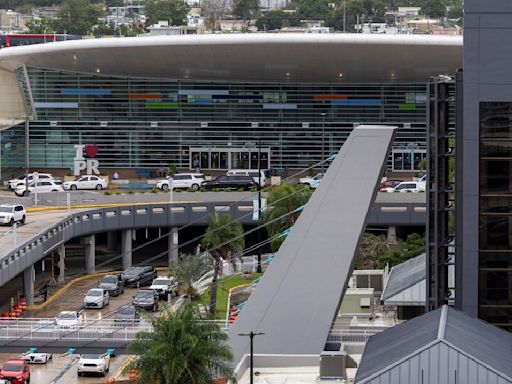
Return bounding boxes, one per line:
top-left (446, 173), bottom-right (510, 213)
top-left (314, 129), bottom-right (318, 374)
top-left (157, 173), bottom-right (205, 191)
top-left (77, 353), bottom-right (110, 377)
top-left (63, 175), bottom-right (108, 191)
top-left (83, 288), bottom-right (110, 309)
top-left (15, 181), bottom-right (63, 197)
top-left (8, 173), bottom-right (54, 190)
top-left (150, 276), bottom-right (179, 299)
top-left (0, 204), bottom-right (26, 226)
top-left (382, 181), bottom-right (425, 193)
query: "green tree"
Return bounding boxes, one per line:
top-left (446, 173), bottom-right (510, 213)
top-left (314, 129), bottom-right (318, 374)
top-left (52, 0), bottom-right (104, 35)
top-left (327, 0), bottom-right (386, 31)
top-left (379, 233), bottom-right (425, 268)
top-left (128, 303), bottom-right (234, 384)
top-left (421, 0), bottom-right (447, 19)
top-left (446, 0), bottom-right (463, 25)
top-left (255, 10), bottom-right (289, 30)
top-left (233, 0), bottom-right (259, 21)
top-left (144, 0), bottom-right (190, 26)
top-left (355, 233), bottom-right (389, 269)
top-left (201, 213), bottom-right (245, 316)
top-left (261, 183), bottom-right (312, 252)
top-left (294, 0), bottom-right (330, 20)
top-left (25, 17), bottom-right (55, 34)
top-left (171, 254), bottom-right (212, 299)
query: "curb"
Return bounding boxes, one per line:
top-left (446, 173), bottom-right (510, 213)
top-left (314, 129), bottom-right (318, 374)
top-left (27, 200), bottom-right (196, 213)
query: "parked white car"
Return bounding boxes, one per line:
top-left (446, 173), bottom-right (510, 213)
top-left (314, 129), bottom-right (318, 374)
top-left (56, 311), bottom-right (83, 329)
top-left (150, 276), bottom-right (179, 299)
top-left (299, 173), bottom-right (323, 188)
top-left (77, 353), bottom-right (110, 377)
top-left (64, 175), bottom-right (107, 191)
top-left (84, 288), bottom-right (110, 309)
top-left (156, 173), bottom-right (205, 191)
top-left (21, 348), bottom-right (52, 364)
top-left (381, 181), bottom-right (425, 193)
top-left (0, 204), bottom-right (26, 226)
top-left (14, 180), bottom-right (63, 197)
top-left (226, 169), bottom-right (266, 186)
top-left (8, 173), bottom-right (54, 190)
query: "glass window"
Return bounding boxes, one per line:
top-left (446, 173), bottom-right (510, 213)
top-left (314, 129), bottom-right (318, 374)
top-left (393, 152), bottom-right (404, 171)
top-left (200, 152), bottom-right (209, 169)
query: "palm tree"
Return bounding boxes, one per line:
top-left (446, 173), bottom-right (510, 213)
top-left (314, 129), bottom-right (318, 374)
top-left (171, 253), bottom-right (212, 300)
top-left (261, 183), bottom-right (312, 252)
top-left (127, 302), bottom-right (234, 384)
top-left (201, 213), bottom-right (245, 316)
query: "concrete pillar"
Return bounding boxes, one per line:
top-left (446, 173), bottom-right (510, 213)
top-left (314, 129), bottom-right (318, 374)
top-left (58, 244), bottom-right (65, 284)
top-left (121, 229), bottom-right (133, 270)
top-left (84, 235), bottom-right (96, 274)
top-left (107, 231), bottom-right (118, 251)
top-left (387, 226), bottom-right (397, 245)
top-left (23, 265), bottom-right (35, 306)
top-left (168, 227), bottom-right (179, 267)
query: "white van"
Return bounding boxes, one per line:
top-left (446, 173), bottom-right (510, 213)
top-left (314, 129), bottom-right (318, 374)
top-left (226, 169), bottom-right (266, 186)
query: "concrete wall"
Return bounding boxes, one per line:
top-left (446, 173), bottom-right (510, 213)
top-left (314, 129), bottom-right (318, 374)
top-left (0, 68), bottom-right (25, 122)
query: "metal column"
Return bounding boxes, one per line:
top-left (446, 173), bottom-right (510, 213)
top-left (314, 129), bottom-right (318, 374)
top-left (121, 229), bottom-right (133, 270)
top-left (107, 231), bottom-right (118, 252)
top-left (84, 235), bottom-right (96, 274)
top-left (58, 244), bottom-right (65, 284)
top-left (23, 265), bottom-right (35, 306)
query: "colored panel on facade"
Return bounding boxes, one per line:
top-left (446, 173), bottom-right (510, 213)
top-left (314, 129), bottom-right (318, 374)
top-left (331, 99), bottom-right (383, 106)
top-left (128, 94), bottom-right (161, 99)
top-left (34, 102), bottom-right (79, 109)
top-left (195, 98), bottom-right (213, 104)
top-left (60, 89), bottom-right (112, 95)
top-left (263, 103), bottom-right (298, 109)
top-left (399, 104), bottom-right (417, 110)
top-left (144, 103), bottom-right (178, 109)
top-left (313, 95), bottom-right (348, 100)
top-left (178, 89), bottom-right (229, 96)
top-left (212, 94), bottom-right (263, 100)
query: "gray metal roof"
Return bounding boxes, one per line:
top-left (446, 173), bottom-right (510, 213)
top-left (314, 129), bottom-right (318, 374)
top-left (356, 306), bottom-right (512, 383)
top-left (0, 34), bottom-right (462, 82)
top-left (380, 253), bottom-right (426, 302)
top-left (228, 125), bottom-right (396, 365)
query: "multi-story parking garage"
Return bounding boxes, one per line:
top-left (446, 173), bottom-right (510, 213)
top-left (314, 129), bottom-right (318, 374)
top-left (0, 34), bottom-right (462, 175)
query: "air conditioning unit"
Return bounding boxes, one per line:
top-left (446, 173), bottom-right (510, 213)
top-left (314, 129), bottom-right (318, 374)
top-left (319, 349), bottom-right (347, 379)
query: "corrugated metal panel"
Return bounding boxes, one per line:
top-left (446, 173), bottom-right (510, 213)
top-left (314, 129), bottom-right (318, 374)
top-left (383, 280), bottom-right (425, 306)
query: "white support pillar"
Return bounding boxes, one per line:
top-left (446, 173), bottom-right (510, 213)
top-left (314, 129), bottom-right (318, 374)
top-left (58, 244), bottom-right (65, 284)
top-left (84, 235), bottom-right (96, 274)
top-left (168, 227), bottom-right (178, 267)
top-left (23, 265), bottom-right (35, 306)
top-left (107, 231), bottom-right (118, 251)
top-left (387, 225), bottom-right (397, 245)
top-left (121, 229), bottom-right (133, 270)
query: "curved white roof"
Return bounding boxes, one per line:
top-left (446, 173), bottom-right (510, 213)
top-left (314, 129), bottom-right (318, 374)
top-left (0, 33), bottom-right (463, 82)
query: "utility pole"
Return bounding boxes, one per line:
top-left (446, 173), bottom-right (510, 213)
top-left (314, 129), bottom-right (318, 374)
top-left (343, 0), bottom-right (346, 32)
top-left (257, 136), bottom-right (262, 273)
top-left (321, 113), bottom-right (326, 174)
top-left (238, 331), bottom-right (265, 384)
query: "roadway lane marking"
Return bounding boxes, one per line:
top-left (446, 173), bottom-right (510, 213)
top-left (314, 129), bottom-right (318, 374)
top-left (49, 357), bottom-right (78, 384)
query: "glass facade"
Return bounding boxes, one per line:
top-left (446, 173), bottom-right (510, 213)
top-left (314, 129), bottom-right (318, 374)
top-left (479, 102), bottom-right (512, 331)
top-left (16, 67), bottom-right (430, 170)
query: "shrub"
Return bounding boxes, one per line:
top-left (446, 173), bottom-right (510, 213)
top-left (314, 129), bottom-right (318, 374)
top-left (187, 187), bottom-right (195, 192)
top-left (250, 187), bottom-right (258, 192)
top-left (212, 188), bottom-right (220, 192)
top-left (104, 191), bottom-right (112, 195)
top-left (225, 187), bottom-right (232, 192)
top-left (200, 187), bottom-right (206, 192)
top-left (151, 187), bottom-right (158, 193)
top-left (115, 191), bottom-right (122, 195)
top-left (237, 187), bottom-right (244, 192)
top-left (128, 190), bottom-right (134, 194)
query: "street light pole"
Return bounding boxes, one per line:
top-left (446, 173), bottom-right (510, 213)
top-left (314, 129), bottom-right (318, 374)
top-left (321, 113), bottom-right (326, 174)
top-left (257, 136), bottom-right (262, 273)
top-left (238, 331), bottom-right (265, 384)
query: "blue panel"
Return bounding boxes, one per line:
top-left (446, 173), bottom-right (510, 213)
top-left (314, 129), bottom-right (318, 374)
top-left (34, 102), bottom-right (78, 109)
top-left (195, 98), bottom-right (213, 104)
top-left (60, 89), bottom-right (112, 95)
top-left (331, 99), bottom-right (383, 106)
top-left (263, 103), bottom-right (298, 110)
top-left (178, 89), bottom-right (229, 96)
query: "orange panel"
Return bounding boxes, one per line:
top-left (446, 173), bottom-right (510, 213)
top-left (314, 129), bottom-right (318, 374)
top-left (128, 94), bottom-right (161, 99)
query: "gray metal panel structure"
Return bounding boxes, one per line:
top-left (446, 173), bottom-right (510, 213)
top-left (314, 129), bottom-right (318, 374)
top-left (229, 125), bottom-right (396, 363)
top-left (381, 253), bottom-right (425, 302)
top-left (355, 306), bottom-right (512, 384)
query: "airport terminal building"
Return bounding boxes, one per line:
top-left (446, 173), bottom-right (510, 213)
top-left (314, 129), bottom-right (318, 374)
top-left (0, 34), bottom-right (462, 175)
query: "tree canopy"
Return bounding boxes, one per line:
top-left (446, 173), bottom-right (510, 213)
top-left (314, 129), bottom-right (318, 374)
top-left (144, 0), bottom-right (190, 26)
top-left (52, 0), bottom-right (104, 35)
top-left (232, 0), bottom-right (260, 21)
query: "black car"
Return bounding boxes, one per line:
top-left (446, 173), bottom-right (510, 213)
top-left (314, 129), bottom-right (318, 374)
top-left (132, 289), bottom-right (159, 312)
top-left (201, 175), bottom-right (257, 191)
top-left (114, 305), bottom-right (140, 326)
top-left (121, 266), bottom-right (157, 288)
top-left (98, 274), bottom-right (124, 297)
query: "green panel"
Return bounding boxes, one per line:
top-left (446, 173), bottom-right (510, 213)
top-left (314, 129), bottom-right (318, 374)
top-left (145, 103), bottom-right (178, 109)
top-left (399, 104), bottom-right (417, 110)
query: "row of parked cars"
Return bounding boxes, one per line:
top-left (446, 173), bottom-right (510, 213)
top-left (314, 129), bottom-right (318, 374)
top-left (156, 169), bottom-right (267, 191)
top-left (8, 173), bottom-right (108, 196)
top-left (378, 175), bottom-right (426, 193)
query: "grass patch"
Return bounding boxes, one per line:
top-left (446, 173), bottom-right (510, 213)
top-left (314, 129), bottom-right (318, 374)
top-left (200, 273), bottom-right (262, 319)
